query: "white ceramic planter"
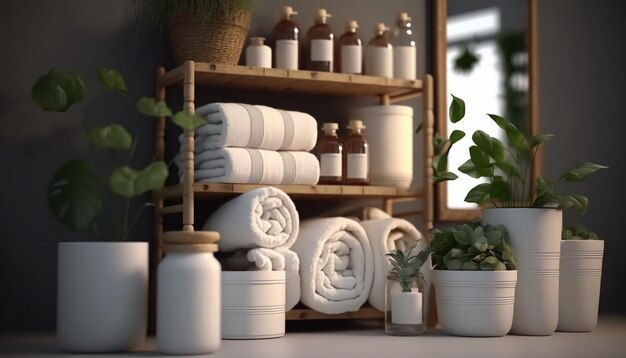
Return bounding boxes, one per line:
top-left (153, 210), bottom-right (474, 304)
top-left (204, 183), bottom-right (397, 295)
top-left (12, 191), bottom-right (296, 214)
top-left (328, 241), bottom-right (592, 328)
top-left (351, 105), bottom-right (413, 188)
top-left (222, 270), bottom-right (286, 339)
top-left (432, 270), bottom-right (517, 337)
top-left (557, 240), bottom-right (604, 332)
top-left (57, 242), bottom-right (148, 353)
top-left (482, 208), bottom-right (562, 336)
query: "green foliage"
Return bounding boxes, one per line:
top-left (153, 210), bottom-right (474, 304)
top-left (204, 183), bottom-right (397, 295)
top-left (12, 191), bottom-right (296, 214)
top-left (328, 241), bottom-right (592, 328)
top-left (32, 67), bottom-right (206, 240)
top-left (562, 223), bottom-right (599, 240)
top-left (432, 94), bottom-right (608, 214)
top-left (130, 0), bottom-right (256, 28)
top-left (386, 243), bottom-right (431, 293)
top-left (429, 222), bottom-right (517, 271)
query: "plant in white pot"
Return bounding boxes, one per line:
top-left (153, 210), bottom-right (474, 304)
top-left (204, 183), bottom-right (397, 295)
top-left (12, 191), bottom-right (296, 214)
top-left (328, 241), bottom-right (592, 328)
top-left (385, 244), bottom-right (430, 336)
top-left (32, 68), bottom-right (205, 352)
top-left (432, 94), bottom-right (607, 335)
top-left (429, 222), bottom-right (517, 337)
top-left (558, 223), bottom-right (604, 332)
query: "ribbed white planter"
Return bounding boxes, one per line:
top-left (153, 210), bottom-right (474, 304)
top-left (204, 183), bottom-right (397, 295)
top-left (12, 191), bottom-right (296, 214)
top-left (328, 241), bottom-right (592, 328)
top-left (557, 240), bottom-right (604, 332)
top-left (57, 242), bottom-right (148, 352)
top-left (482, 208), bottom-right (562, 336)
top-left (432, 270), bottom-right (517, 337)
top-left (222, 270), bottom-right (286, 339)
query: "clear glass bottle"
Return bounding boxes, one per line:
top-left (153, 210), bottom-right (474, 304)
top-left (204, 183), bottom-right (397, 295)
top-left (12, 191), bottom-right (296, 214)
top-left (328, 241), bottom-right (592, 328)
top-left (365, 23), bottom-right (393, 78)
top-left (392, 12), bottom-right (417, 80)
top-left (385, 271), bottom-right (427, 336)
top-left (273, 6), bottom-right (300, 70)
top-left (343, 119), bottom-right (369, 185)
top-left (306, 8), bottom-right (334, 72)
top-left (317, 122), bottom-right (343, 185)
top-left (336, 20), bottom-right (362, 74)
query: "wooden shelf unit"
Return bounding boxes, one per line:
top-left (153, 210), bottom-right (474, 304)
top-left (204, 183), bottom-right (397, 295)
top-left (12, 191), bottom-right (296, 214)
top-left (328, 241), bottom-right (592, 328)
top-left (154, 61), bottom-right (434, 321)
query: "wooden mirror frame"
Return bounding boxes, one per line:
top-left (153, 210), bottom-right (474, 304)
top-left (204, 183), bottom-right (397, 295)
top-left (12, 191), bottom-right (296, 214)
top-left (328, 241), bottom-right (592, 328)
top-left (433, 0), bottom-right (541, 221)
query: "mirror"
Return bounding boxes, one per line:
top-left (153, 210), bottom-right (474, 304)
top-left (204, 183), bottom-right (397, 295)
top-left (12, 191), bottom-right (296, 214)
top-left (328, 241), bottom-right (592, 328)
top-left (434, 0), bottom-right (540, 221)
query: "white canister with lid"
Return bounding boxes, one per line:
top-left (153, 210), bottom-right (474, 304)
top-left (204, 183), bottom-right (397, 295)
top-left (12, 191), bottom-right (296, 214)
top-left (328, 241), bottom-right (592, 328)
top-left (157, 232), bottom-right (221, 354)
top-left (246, 37), bottom-right (272, 68)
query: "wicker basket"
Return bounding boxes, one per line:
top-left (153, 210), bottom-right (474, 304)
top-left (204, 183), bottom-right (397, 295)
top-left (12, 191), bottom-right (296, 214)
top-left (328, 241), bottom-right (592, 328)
top-left (168, 10), bottom-right (251, 66)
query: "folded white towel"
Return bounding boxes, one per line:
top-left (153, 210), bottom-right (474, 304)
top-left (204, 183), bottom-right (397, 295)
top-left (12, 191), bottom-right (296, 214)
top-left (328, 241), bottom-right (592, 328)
top-left (359, 218), bottom-right (425, 311)
top-left (246, 248), bottom-right (301, 312)
top-left (202, 187), bottom-right (299, 251)
top-left (178, 147), bottom-right (319, 185)
top-left (291, 217), bottom-right (374, 315)
top-left (193, 103), bottom-right (318, 151)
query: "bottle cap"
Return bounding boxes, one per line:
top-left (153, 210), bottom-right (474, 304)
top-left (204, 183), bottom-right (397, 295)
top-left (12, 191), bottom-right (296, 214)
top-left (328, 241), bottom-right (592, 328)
top-left (250, 37), bottom-right (266, 46)
top-left (397, 12), bottom-right (412, 22)
top-left (282, 6), bottom-right (298, 18)
top-left (374, 23), bottom-right (389, 34)
top-left (346, 20), bottom-right (359, 31)
top-left (347, 119), bottom-right (366, 131)
top-left (322, 122), bottom-right (339, 132)
top-left (315, 8), bottom-right (332, 22)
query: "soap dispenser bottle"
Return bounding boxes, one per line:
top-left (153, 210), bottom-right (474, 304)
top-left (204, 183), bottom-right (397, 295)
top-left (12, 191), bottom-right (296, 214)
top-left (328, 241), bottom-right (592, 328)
top-left (306, 9), bottom-right (334, 72)
top-left (392, 12), bottom-right (417, 80)
top-left (336, 20), bottom-right (362, 74)
top-left (317, 122), bottom-right (343, 185)
top-left (273, 6), bottom-right (300, 70)
top-left (365, 23), bottom-right (393, 78)
top-left (343, 119), bottom-right (369, 185)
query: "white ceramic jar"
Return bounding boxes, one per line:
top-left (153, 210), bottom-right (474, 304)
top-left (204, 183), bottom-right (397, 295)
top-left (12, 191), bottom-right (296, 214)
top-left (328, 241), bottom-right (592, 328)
top-left (157, 236), bottom-right (221, 354)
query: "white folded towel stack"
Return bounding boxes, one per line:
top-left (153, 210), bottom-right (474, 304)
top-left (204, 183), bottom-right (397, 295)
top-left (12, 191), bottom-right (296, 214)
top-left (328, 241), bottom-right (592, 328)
top-left (291, 217), bottom-right (374, 314)
top-left (359, 218), bottom-right (425, 312)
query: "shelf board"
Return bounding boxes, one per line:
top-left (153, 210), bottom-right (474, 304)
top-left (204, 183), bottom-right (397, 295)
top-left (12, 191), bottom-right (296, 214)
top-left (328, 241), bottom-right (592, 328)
top-left (160, 183), bottom-right (422, 200)
top-left (286, 307), bottom-right (383, 320)
top-left (159, 62), bottom-right (423, 100)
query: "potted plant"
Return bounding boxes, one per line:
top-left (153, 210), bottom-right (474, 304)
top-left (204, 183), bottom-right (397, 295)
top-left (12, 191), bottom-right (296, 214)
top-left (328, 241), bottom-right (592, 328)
top-left (385, 244), bottom-right (430, 336)
top-left (558, 223), bottom-right (604, 332)
top-left (432, 94), bottom-right (607, 335)
top-left (130, 0), bottom-right (256, 66)
top-left (428, 222), bottom-right (517, 337)
top-left (32, 67), bottom-right (205, 352)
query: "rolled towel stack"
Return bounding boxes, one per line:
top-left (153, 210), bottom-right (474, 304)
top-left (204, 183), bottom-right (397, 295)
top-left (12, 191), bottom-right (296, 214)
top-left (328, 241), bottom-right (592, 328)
top-left (291, 217), bottom-right (374, 314)
top-left (177, 102), bottom-right (320, 185)
top-left (202, 187), bottom-right (301, 311)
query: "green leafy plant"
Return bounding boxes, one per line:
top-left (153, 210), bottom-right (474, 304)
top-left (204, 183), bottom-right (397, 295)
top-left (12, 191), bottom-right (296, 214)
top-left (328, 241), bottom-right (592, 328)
top-left (429, 222), bottom-right (516, 271)
top-left (386, 243), bottom-right (431, 293)
top-left (33, 67), bottom-right (205, 240)
top-left (130, 0), bottom-right (256, 28)
top-left (432, 94), bottom-right (608, 214)
top-left (562, 223), bottom-right (599, 240)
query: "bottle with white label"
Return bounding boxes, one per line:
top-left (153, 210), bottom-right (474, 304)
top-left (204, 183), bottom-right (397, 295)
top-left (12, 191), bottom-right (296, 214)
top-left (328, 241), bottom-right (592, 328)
top-left (392, 12), bottom-right (417, 80)
top-left (365, 23), bottom-right (393, 78)
top-left (343, 119), bottom-right (369, 185)
top-left (246, 37), bottom-right (272, 68)
top-left (273, 6), bottom-right (299, 70)
top-left (317, 122), bottom-right (343, 185)
top-left (307, 9), bottom-right (334, 72)
top-left (336, 20), bottom-right (362, 74)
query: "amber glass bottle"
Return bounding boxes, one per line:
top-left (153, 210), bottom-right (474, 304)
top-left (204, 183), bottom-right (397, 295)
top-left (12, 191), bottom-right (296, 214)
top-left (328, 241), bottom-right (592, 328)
top-left (306, 9), bottom-right (334, 72)
top-left (365, 23), bottom-right (393, 78)
top-left (336, 20), bottom-right (362, 74)
top-left (343, 119), bottom-right (369, 185)
top-left (317, 122), bottom-right (343, 184)
top-left (273, 6), bottom-right (300, 70)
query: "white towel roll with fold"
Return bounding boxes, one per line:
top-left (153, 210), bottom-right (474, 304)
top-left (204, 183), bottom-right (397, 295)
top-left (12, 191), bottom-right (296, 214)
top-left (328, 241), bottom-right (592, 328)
top-left (291, 217), bottom-right (374, 314)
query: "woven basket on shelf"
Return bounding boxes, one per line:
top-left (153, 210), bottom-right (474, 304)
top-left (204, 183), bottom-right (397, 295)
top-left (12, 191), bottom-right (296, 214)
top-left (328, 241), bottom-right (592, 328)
top-left (168, 10), bottom-right (251, 66)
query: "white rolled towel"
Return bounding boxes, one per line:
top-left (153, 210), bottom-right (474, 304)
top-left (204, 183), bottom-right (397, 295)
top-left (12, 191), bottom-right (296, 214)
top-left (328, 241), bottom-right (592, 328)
top-left (194, 103), bottom-right (318, 151)
top-left (291, 217), bottom-right (374, 314)
top-left (177, 147), bottom-right (319, 185)
top-left (359, 218), bottom-right (426, 311)
top-left (246, 248), bottom-right (301, 312)
top-left (202, 187), bottom-right (299, 251)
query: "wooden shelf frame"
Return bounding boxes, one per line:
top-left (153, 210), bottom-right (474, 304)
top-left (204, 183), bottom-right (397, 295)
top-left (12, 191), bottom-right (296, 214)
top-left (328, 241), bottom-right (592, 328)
top-left (154, 61), bottom-right (434, 321)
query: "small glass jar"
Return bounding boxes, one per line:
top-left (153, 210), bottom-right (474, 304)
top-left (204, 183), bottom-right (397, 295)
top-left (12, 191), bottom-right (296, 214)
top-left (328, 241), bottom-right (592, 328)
top-left (385, 271), bottom-right (426, 336)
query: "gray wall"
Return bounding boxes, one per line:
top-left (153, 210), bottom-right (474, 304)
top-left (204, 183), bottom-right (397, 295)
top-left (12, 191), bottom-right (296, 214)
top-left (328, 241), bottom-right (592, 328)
top-left (0, 0), bottom-right (624, 332)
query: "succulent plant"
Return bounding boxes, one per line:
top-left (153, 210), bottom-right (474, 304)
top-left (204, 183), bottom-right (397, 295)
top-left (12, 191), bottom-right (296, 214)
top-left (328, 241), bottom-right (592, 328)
top-left (562, 223), bottom-right (599, 240)
top-left (386, 243), bottom-right (431, 293)
top-left (429, 222), bottom-right (516, 271)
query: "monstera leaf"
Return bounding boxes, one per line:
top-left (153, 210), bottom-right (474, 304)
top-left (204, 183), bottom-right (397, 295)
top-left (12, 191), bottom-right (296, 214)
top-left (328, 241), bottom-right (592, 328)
top-left (47, 160), bottom-right (101, 230)
top-left (31, 69), bottom-right (85, 112)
